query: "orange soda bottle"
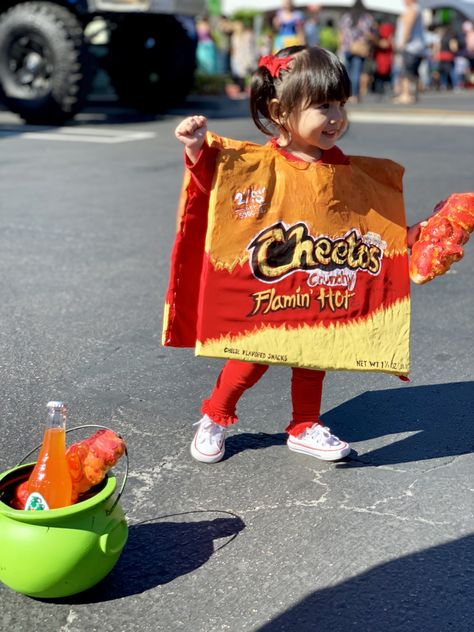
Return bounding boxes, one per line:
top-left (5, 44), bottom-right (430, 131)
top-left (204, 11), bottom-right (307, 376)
top-left (25, 401), bottom-right (73, 510)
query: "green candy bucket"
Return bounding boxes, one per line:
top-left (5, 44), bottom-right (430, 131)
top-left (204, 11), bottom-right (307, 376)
top-left (0, 426), bottom-right (128, 599)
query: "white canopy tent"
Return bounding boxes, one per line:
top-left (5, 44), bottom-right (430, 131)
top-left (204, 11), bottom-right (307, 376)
top-left (221, 0), bottom-right (405, 15)
top-left (221, 0), bottom-right (474, 18)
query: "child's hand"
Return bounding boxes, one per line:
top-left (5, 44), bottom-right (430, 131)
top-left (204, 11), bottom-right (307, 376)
top-left (407, 220), bottom-right (428, 250)
top-left (407, 203), bottom-right (441, 250)
top-left (175, 115), bottom-right (208, 164)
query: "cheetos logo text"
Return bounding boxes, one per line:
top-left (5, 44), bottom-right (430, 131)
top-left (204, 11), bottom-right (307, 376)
top-left (247, 222), bottom-right (384, 283)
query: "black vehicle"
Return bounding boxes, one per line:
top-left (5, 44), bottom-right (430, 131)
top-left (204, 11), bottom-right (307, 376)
top-left (0, 0), bottom-right (205, 123)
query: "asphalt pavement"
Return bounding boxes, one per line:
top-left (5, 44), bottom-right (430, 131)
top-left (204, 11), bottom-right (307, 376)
top-left (0, 89), bottom-right (472, 632)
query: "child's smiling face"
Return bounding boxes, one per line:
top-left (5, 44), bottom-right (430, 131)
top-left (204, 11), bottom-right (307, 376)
top-left (284, 100), bottom-right (347, 160)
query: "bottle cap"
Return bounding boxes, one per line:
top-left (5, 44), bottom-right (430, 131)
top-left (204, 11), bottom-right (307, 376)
top-left (46, 401), bottom-right (67, 411)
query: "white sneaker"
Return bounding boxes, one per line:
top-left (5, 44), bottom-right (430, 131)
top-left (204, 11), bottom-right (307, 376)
top-left (287, 423), bottom-right (350, 461)
top-left (190, 415), bottom-right (226, 463)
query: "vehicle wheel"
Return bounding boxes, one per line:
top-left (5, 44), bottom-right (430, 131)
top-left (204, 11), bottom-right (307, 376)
top-left (0, 2), bottom-right (94, 124)
top-left (106, 15), bottom-right (197, 113)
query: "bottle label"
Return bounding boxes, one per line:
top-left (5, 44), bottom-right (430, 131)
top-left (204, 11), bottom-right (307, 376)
top-left (25, 492), bottom-right (50, 511)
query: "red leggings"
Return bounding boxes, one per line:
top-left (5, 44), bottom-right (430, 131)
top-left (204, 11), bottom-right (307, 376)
top-left (202, 360), bottom-right (325, 437)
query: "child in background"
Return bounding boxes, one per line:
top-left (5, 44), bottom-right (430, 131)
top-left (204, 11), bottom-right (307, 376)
top-left (272, 0), bottom-right (305, 51)
top-left (229, 20), bottom-right (258, 96)
top-left (170, 46), bottom-right (425, 464)
top-left (319, 18), bottom-right (339, 53)
top-left (196, 15), bottom-right (218, 75)
top-left (373, 22), bottom-right (395, 97)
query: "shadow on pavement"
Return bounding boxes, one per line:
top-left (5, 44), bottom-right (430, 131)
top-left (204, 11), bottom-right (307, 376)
top-left (79, 94), bottom-right (250, 124)
top-left (256, 533), bottom-right (473, 632)
top-left (58, 512), bottom-right (245, 603)
top-left (224, 432), bottom-right (287, 461)
top-left (0, 121), bottom-right (58, 139)
top-left (0, 94), bottom-right (250, 132)
top-left (0, 104), bottom-right (157, 134)
top-left (165, 94), bottom-right (250, 120)
top-left (213, 381), bottom-right (472, 467)
top-left (326, 381), bottom-right (473, 467)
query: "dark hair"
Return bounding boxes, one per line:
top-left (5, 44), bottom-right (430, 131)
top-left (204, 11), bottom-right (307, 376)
top-left (250, 46), bottom-right (351, 137)
top-left (349, 0), bottom-right (366, 23)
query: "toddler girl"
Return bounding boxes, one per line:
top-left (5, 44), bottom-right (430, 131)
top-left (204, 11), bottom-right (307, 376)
top-left (170, 46), bottom-right (423, 464)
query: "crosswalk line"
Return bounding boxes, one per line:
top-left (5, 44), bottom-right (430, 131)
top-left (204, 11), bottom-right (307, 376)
top-left (0, 126), bottom-right (156, 143)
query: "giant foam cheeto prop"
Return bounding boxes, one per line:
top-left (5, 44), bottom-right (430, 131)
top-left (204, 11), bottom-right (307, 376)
top-left (410, 192), bottom-right (474, 285)
top-left (66, 429), bottom-right (125, 502)
top-left (163, 132), bottom-right (411, 376)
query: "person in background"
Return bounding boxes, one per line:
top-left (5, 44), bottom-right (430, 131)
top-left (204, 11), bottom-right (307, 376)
top-left (273, 0), bottom-right (305, 52)
top-left (259, 29), bottom-right (274, 58)
top-left (434, 24), bottom-right (460, 90)
top-left (393, 0), bottom-right (426, 104)
top-left (453, 52), bottom-right (469, 90)
top-left (373, 21), bottom-right (395, 98)
top-left (454, 22), bottom-right (471, 90)
top-left (418, 23), bottom-right (440, 91)
top-left (196, 15), bottom-right (219, 75)
top-left (304, 4), bottom-right (321, 47)
top-left (338, 0), bottom-right (377, 103)
top-left (461, 20), bottom-right (474, 76)
top-left (319, 18), bottom-right (339, 54)
top-left (216, 15), bottom-right (234, 75)
top-left (230, 20), bottom-right (258, 97)
top-left (434, 25), bottom-right (454, 90)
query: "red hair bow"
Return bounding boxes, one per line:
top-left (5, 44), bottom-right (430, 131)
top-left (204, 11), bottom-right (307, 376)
top-left (258, 55), bottom-right (293, 78)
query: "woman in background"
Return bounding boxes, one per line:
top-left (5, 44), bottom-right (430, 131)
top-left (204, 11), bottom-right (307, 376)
top-left (393, 0), bottom-right (426, 104)
top-left (338, 0), bottom-right (377, 103)
top-left (273, 0), bottom-right (305, 52)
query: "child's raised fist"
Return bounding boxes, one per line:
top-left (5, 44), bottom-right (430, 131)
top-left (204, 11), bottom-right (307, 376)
top-left (175, 115), bottom-right (208, 163)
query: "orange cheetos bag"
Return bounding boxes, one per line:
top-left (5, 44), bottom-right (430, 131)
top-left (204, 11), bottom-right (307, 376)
top-left (163, 133), bottom-right (410, 377)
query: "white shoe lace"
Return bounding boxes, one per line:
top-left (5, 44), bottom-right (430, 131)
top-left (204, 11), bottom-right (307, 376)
top-left (303, 424), bottom-right (342, 447)
top-left (193, 417), bottom-right (225, 447)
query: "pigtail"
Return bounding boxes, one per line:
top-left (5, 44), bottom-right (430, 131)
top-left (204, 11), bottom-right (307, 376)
top-left (251, 45), bottom-right (307, 138)
top-left (250, 66), bottom-right (277, 136)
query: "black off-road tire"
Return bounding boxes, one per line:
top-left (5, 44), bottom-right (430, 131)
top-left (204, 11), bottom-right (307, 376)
top-left (106, 15), bottom-right (197, 113)
top-left (0, 2), bottom-right (94, 124)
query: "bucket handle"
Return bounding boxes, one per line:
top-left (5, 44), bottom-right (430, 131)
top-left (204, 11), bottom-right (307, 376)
top-left (17, 424), bottom-right (128, 516)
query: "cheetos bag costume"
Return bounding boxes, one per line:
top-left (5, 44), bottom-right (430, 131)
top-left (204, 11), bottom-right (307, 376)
top-left (163, 132), bottom-right (410, 377)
